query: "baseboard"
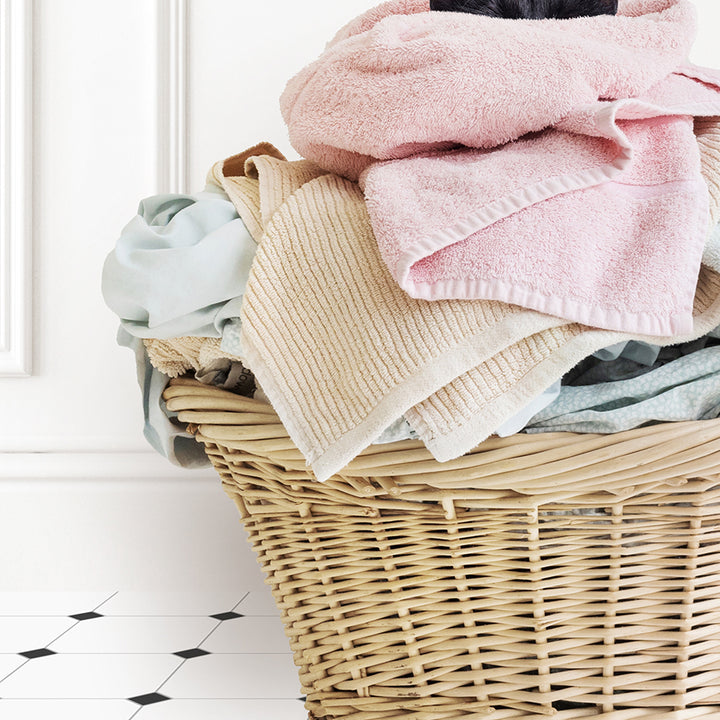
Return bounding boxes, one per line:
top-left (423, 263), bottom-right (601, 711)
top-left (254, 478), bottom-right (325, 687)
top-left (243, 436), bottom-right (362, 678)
top-left (0, 474), bottom-right (266, 590)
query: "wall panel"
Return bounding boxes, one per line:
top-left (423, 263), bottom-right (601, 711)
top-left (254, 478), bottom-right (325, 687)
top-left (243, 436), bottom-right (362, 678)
top-left (0, 0), bottom-right (195, 470)
top-left (157, 0), bottom-right (189, 194)
top-left (0, 0), bottom-right (32, 377)
top-left (1, 0), bottom-right (720, 588)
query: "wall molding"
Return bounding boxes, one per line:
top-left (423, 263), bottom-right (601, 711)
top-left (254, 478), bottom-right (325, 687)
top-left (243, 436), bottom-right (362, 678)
top-left (0, 0), bottom-right (32, 376)
top-left (156, 0), bottom-right (189, 194)
top-left (0, 451), bottom-right (217, 480)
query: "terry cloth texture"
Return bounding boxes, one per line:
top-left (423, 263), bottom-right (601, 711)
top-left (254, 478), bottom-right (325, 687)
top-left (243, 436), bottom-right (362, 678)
top-left (143, 336), bottom-right (240, 379)
top-left (280, 0), bottom-right (720, 336)
top-left (189, 140), bottom-right (720, 483)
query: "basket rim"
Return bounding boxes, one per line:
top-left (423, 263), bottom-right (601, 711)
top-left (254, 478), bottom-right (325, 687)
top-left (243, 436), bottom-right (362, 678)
top-left (164, 377), bottom-right (720, 499)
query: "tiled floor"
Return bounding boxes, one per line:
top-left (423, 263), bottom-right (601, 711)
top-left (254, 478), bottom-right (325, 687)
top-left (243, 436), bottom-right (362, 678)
top-left (0, 589), bottom-right (306, 719)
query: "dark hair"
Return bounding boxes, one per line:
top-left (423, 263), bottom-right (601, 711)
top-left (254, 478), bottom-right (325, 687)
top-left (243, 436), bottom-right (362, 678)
top-left (428, 0), bottom-right (618, 19)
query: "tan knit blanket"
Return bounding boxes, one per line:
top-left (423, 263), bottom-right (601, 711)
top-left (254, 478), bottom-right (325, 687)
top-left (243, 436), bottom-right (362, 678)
top-left (149, 125), bottom-right (720, 482)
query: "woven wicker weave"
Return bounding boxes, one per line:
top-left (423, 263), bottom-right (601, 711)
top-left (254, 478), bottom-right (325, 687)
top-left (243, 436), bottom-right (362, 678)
top-left (165, 376), bottom-right (720, 719)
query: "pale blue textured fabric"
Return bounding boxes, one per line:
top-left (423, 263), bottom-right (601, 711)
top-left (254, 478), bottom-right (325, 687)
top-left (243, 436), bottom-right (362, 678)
top-left (220, 317), bottom-right (244, 356)
top-left (102, 188), bottom-right (256, 349)
top-left (525, 343), bottom-right (720, 434)
top-left (374, 416), bottom-right (418, 444)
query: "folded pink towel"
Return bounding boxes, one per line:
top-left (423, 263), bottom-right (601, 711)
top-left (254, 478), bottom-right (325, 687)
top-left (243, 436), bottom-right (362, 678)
top-left (281, 0), bottom-right (720, 336)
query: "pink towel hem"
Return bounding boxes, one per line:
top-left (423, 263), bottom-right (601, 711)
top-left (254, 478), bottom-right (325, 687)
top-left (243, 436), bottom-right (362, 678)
top-left (403, 276), bottom-right (694, 336)
top-left (401, 176), bottom-right (710, 335)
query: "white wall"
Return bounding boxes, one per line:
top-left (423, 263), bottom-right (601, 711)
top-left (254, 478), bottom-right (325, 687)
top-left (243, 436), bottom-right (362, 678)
top-left (1, 0), bottom-right (719, 589)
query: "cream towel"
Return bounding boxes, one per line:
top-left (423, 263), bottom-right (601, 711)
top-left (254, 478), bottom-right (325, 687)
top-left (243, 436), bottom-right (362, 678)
top-left (144, 336), bottom-right (239, 378)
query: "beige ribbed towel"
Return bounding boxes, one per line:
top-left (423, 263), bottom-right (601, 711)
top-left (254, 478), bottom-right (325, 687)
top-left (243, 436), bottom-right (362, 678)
top-left (697, 117), bottom-right (720, 225)
top-left (196, 138), bottom-right (720, 482)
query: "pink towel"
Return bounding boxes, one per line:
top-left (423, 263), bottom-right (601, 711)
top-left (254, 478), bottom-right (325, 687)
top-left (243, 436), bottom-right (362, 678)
top-left (281, 0), bottom-right (720, 336)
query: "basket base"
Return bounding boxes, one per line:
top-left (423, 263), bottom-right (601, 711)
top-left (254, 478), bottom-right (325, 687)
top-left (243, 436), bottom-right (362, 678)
top-left (306, 705), bottom-right (720, 719)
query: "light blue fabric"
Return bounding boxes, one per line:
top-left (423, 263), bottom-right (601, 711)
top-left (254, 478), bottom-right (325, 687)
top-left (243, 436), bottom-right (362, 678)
top-left (493, 380), bottom-right (562, 437)
top-left (220, 317), bottom-right (244, 357)
top-left (102, 189), bottom-right (256, 352)
top-left (592, 340), bottom-right (660, 366)
top-left (525, 344), bottom-right (720, 434)
top-left (117, 327), bottom-right (210, 469)
top-left (374, 416), bottom-right (418, 444)
top-left (592, 341), bottom-right (628, 362)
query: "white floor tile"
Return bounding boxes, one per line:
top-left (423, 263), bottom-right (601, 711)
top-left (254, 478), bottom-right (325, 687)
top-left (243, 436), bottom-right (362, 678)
top-left (234, 588), bottom-right (280, 616)
top-left (0, 617), bottom-right (76, 653)
top-left (97, 591), bottom-right (246, 617)
top-left (0, 653), bottom-right (181, 699)
top-left (202, 616), bottom-right (291, 654)
top-left (49, 616), bottom-right (218, 654)
top-left (0, 655), bottom-right (26, 682)
top-left (134, 698), bottom-right (306, 720)
top-left (0, 699), bottom-right (137, 720)
top-left (0, 592), bottom-right (115, 616)
top-left (160, 653), bottom-right (301, 699)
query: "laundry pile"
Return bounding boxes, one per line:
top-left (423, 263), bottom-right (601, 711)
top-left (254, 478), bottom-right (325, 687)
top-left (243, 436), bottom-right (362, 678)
top-left (104, 0), bottom-right (720, 481)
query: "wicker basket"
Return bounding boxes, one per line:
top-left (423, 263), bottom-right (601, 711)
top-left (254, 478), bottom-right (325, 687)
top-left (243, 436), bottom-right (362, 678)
top-left (165, 376), bottom-right (720, 719)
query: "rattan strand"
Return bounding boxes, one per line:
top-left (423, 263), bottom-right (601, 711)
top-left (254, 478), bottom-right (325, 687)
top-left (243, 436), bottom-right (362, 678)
top-left (166, 378), bottom-right (720, 719)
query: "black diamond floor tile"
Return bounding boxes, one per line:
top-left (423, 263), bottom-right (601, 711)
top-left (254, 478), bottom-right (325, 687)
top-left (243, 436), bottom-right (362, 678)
top-left (210, 611), bottom-right (243, 621)
top-left (69, 611), bottom-right (103, 621)
top-left (128, 692), bottom-right (171, 706)
top-left (19, 648), bottom-right (56, 659)
top-left (174, 648), bottom-right (211, 659)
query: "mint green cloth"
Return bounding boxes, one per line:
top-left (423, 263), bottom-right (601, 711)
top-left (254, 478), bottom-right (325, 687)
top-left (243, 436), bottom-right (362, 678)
top-left (102, 189), bottom-right (256, 347)
top-left (103, 188), bottom-right (258, 467)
